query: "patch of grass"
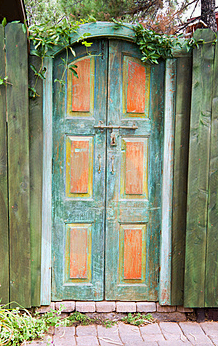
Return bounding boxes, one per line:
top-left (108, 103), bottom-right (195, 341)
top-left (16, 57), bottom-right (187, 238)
top-left (122, 312), bottom-right (154, 326)
top-left (102, 319), bottom-right (116, 328)
top-left (65, 311), bottom-right (94, 326)
top-left (0, 303), bottom-right (48, 345)
top-left (0, 303), bottom-right (120, 345)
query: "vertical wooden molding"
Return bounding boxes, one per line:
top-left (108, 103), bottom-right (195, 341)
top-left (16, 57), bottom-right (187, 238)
top-left (41, 58), bottom-right (53, 305)
top-left (159, 59), bottom-right (176, 305)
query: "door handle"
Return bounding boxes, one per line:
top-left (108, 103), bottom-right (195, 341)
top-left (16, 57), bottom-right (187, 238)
top-left (94, 121), bottom-right (138, 131)
top-left (111, 155), bottom-right (115, 174)
top-left (97, 154), bottom-right (101, 173)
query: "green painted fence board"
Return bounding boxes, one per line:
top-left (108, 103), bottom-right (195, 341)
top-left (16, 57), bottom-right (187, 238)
top-left (205, 37), bottom-right (218, 307)
top-left (185, 29), bottom-right (215, 307)
top-left (29, 55), bottom-right (43, 306)
top-left (6, 23), bottom-right (31, 307)
top-left (171, 57), bottom-right (192, 305)
top-left (0, 25), bottom-right (9, 304)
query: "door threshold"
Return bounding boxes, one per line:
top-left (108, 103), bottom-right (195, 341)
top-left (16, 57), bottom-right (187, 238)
top-left (37, 301), bottom-right (193, 314)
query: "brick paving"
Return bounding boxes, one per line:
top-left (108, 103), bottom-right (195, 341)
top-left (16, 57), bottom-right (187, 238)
top-left (27, 321), bottom-right (218, 345)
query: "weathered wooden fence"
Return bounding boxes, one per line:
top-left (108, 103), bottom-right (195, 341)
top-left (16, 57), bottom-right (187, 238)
top-left (0, 23), bottom-right (43, 307)
top-left (0, 23), bottom-right (217, 308)
top-left (185, 29), bottom-right (218, 308)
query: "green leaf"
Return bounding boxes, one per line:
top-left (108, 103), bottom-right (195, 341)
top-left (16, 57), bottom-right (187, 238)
top-left (22, 23), bottom-right (27, 34)
top-left (69, 67), bottom-right (78, 78)
top-left (82, 41), bottom-right (92, 47)
top-left (2, 17), bottom-right (7, 27)
top-left (30, 64), bottom-right (38, 74)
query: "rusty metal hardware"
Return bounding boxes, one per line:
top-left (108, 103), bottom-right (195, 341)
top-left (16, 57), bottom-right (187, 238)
top-left (110, 132), bottom-right (116, 146)
top-left (97, 154), bottom-right (101, 173)
top-left (111, 155), bottom-right (115, 174)
top-left (94, 121), bottom-right (138, 132)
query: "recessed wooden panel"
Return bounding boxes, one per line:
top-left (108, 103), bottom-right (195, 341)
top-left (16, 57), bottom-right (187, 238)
top-left (72, 59), bottom-right (90, 112)
top-left (71, 140), bottom-right (89, 194)
top-left (119, 224), bottom-right (146, 283)
top-left (123, 56), bottom-right (150, 118)
top-left (127, 61), bottom-right (146, 113)
top-left (126, 141), bottom-right (144, 195)
top-left (121, 138), bottom-right (148, 199)
top-left (70, 228), bottom-right (88, 278)
top-left (66, 136), bottom-right (93, 198)
top-left (67, 57), bottom-right (94, 117)
top-left (65, 224), bottom-right (92, 283)
top-left (124, 228), bottom-right (142, 279)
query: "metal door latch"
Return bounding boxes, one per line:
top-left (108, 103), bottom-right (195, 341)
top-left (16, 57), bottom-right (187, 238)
top-left (110, 131), bottom-right (116, 146)
top-left (94, 121), bottom-right (138, 132)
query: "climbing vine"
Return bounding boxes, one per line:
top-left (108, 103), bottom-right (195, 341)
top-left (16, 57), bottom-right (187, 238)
top-left (28, 17), bottom-right (94, 97)
top-left (1, 17), bottom-right (217, 98)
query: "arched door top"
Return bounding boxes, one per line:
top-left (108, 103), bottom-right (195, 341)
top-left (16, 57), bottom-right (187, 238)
top-left (52, 22), bottom-right (135, 56)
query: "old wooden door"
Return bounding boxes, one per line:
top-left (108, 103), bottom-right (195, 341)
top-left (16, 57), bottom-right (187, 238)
top-left (52, 39), bottom-right (164, 301)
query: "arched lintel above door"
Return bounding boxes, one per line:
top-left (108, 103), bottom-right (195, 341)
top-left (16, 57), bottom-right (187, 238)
top-left (51, 22), bottom-right (135, 56)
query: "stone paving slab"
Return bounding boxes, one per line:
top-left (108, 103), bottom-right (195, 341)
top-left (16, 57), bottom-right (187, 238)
top-left (159, 322), bottom-right (188, 341)
top-left (118, 322), bottom-right (145, 345)
top-left (200, 322), bottom-right (218, 336)
top-left (97, 325), bottom-right (123, 346)
top-left (209, 336), bottom-right (218, 346)
top-left (25, 321), bottom-right (218, 346)
top-left (179, 322), bottom-right (213, 345)
top-left (140, 323), bottom-right (165, 342)
top-left (54, 326), bottom-right (76, 345)
top-left (76, 335), bottom-right (100, 345)
top-left (76, 324), bottom-right (97, 336)
top-left (158, 341), bottom-right (192, 346)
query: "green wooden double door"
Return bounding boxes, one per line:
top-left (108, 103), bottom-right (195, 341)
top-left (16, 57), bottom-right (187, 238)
top-left (52, 39), bottom-right (164, 301)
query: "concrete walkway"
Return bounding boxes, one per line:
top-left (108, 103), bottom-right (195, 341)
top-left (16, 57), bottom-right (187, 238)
top-left (28, 321), bottom-right (218, 345)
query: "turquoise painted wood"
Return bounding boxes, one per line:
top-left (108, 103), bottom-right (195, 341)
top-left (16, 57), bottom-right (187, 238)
top-left (105, 40), bottom-right (164, 300)
top-left (52, 41), bottom-right (107, 300)
top-left (52, 38), bottom-right (164, 300)
top-left (41, 58), bottom-right (53, 305)
top-left (159, 59), bottom-right (176, 305)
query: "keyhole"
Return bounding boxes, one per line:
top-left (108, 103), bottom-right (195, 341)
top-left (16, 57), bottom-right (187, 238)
top-left (111, 133), bottom-right (116, 146)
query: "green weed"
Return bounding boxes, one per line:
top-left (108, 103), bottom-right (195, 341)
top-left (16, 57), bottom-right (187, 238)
top-left (0, 303), bottom-right (48, 345)
top-left (122, 312), bottom-right (154, 326)
top-left (0, 303), bottom-right (119, 345)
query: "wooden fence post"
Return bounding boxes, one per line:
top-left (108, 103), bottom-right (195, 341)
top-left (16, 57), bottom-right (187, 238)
top-left (205, 33), bottom-right (218, 307)
top-left (171, 56), bottom-right (192, 306)
top-left (0, 25), bottom-right (9, 304)
top-left (185, 29), bottom-right (215, 307)
top-left (6, 23), bottom-right (31, 307)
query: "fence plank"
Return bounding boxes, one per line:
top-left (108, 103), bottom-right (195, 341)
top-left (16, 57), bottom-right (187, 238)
top-left (171, 57), bottom-right (192, 305)
top-left (205, 37), bottom-right (218, 307)
top-left (6, 23), bottom-right (31, 307)
top-left (0, 25), bottom-right (9, 304)
top-left (185, 29), bottom-right (215, 307)
top-left (29, 56), bottom-right (43, 306)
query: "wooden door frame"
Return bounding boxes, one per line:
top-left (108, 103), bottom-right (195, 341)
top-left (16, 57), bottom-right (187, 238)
top-left (40, 22), bottom-right (178, 305)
